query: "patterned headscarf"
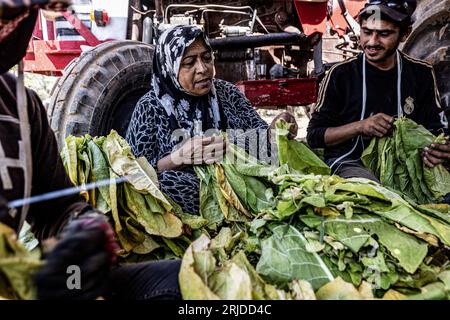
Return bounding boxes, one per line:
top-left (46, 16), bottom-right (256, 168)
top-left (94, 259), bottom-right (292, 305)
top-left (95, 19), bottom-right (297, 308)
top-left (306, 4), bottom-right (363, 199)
top-left (152, 25), bottom-right (222, 136)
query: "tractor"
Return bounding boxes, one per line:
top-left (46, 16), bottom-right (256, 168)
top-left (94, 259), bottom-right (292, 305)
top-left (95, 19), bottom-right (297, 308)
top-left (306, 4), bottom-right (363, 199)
top-left (23, 0), bottom-right (449, 145)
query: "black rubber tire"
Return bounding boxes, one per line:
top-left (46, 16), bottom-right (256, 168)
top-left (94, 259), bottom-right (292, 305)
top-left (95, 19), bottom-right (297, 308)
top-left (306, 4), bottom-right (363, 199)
top-left (402, 0), bottom-right (450, 115)
top-left (47, 40), bottom-right (154, 146)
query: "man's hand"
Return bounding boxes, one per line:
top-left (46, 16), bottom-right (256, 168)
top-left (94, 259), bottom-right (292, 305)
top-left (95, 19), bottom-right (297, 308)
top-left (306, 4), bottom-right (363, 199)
top-left (359, 113), bottom-right (394, 138)
top-left (171, 135), bottom-right (227, 166)
top-left (270, 111), bottom-right (298, 140)
top-left (422, 141), bottom-right (450, 168)
top-left (34, 211), bottom-right (119, 300)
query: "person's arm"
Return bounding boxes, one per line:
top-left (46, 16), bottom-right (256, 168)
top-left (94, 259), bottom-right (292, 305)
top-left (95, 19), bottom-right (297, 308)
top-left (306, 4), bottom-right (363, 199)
top-left (156, 135), bottom-right (226, 171)
top-left (418, 66), bottom-right (450, 167)
top-left (156, 153), bottom-right (185, 171)
top-left (269, 111), bottom-right (298, 140)
top-left (324, 113), bottom-right (394, 146)
top-left (23, 88), bottom-right (120, 299)
top-left (125, 94), bottom-right (165, 168)
top-left (418, 66), bottom-right (447, 135)
top-left (307, 68), bottom-right (343, 148)
top-left (26, 89), bottom-right (91, 241)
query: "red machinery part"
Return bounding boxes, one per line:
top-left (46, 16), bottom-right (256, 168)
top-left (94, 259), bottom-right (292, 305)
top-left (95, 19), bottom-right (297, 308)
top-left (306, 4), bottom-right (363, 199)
top-left (294, 0), bottom-right (365, 36)
top-left (329, 0), bottom-right (366, 36)
top-left (294, 0), bottom-right (329, 36)
top-left (24, 10), bottom-right (102, 75)
top-left (25, 40), bottom-right (92, 76)
top-left (61, 11), bottom-right (101, 47)
top-left (236, 78), bottom-right (317, 108)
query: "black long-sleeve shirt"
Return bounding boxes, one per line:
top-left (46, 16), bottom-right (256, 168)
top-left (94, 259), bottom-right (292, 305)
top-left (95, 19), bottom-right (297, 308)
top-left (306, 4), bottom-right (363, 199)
top-left (0, 72), bottom-right (90, 241)
top-left (307, 52), bottom-right (447, 164)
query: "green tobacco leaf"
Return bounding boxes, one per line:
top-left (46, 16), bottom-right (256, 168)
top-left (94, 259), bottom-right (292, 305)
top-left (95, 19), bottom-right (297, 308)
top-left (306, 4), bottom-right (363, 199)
top-left (179, 235), bottom-right (220, 300)
top-left (102, 130), bottom-right (172, 211)
top-left (87, 140), bottom-right (111, 206)
top-left (322, 215), bottom-right (376, 253)
top-left (225, 143), bottom-right (276, 178)
top-left (195, 166), bottom-right (224, 228)
top-left (373, 222), bottom-right (428, 274)
top-left (131, 233), bottom-right (160, 255)
top-left (334, 180), bottom-right (450, 246)
top-left (123, 185), bottom-right (183, 238)
top-left (321, 214), bottom-right (428, 273)
top-left (361, 137), bottom-right (380, 177)
top-left (163, 238), bottom-right (185, 257)
top-left (362, 118), bottom-right (450, 203)
top-left (374, 202), bottom-right (450, 247)
top-left (179, 235), bottom-right (255, 300)
top-left (0, 223), bottom-right (43, 300)
top-left (231, 251), bottom-right (282, 300)
top-left (424, 164), bottom-right (450, 200)
top-left (315, 277), bottom-right (367, 300)
top-left (215, 164), bottom-right (252, 220)
top-left (275, 119), bottom-right (330, 175)
top-left (61, 135), bottom-right (79, 185)
top-left (208, 262), bottom-right (253, 300)
top-left (406, 282), bottom-right (447, 300)
top-left (179, 212), bottom-right (208, 230)
top-left (256, 224), bottom-right (334, 290)
top-left (222, 163), bottom-right (272, 214)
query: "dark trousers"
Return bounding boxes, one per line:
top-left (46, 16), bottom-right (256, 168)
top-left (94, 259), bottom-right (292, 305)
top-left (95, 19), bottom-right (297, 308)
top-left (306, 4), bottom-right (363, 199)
top-left (105, 259), bottom-right (181, 300)
top-left (327, 159), bottom-right (380, 183)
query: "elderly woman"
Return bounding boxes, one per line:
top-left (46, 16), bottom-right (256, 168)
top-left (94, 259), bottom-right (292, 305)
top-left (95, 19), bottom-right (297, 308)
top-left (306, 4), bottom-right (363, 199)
top-left (126, 25), bottom-right (298, 214)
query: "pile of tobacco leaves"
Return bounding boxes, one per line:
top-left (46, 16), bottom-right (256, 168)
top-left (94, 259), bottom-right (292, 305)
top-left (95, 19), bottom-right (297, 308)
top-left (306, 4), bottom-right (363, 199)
top-left (61, 130), bottom-right (207, 261)
top-left (362, 117), bottom-right (450, 204)
top-left (7, 119), bottom-right (447, 300)
top-left (178, 120), bottom-right (449, 299)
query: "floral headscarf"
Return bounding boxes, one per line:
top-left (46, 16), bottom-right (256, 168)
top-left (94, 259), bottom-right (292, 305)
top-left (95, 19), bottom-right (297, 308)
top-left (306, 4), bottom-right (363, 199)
top-left (151, 25), bottom-right (222, 136)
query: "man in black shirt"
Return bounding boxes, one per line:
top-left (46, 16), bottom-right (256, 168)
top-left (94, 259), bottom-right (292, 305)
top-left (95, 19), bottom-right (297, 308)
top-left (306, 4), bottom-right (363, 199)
top-left (307, 0), bottom-right (449, 181)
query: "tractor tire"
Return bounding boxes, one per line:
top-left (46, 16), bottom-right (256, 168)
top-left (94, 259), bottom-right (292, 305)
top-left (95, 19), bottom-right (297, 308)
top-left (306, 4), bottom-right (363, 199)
top-left (402, 0), bottom-right (450, 116)
top-left (47, 40), bottom-right (154, 146)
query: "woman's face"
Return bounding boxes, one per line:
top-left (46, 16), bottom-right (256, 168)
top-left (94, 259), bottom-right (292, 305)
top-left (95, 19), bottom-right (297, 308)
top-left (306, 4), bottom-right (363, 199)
top-left (178, 37), bottom-right (214, 96)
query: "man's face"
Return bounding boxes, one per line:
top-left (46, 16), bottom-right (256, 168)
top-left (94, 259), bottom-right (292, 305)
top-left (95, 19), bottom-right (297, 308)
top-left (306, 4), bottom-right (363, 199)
top-left (178, 38), bottom-right (214, 96)
top-left (360, 18), bottom-right (408, 65)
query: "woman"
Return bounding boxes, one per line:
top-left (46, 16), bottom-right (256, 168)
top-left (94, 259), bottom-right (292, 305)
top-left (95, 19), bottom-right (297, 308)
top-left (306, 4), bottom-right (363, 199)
top-left (126, 25), bottom-right (298, 214)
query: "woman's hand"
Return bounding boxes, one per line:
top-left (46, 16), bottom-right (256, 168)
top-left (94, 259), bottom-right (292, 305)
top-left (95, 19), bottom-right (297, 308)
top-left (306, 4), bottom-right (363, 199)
top-left (157, 136), bottom-right (227, 171)
top-left (174, 135), bottom-right (227, 165)
top-left (422, 140), bottom-right (450, 168)
top-left (270, 111), bottom-right (298, 139)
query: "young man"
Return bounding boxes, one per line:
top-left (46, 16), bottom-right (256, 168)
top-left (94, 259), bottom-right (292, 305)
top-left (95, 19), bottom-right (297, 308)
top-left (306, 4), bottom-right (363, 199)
top-left (0, 0), bottom-right (180, 300)
top-left (307, 0), bottom-right (449, 181)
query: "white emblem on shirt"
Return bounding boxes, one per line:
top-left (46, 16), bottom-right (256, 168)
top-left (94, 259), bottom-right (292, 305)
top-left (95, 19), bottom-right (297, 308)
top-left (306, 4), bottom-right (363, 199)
top-left (403, 97), bottom-right (415, 115)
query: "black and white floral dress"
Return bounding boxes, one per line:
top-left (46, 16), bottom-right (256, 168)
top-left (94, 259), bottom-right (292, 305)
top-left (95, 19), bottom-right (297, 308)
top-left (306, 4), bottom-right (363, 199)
top-left (126, 25), bottom-right (268, 214)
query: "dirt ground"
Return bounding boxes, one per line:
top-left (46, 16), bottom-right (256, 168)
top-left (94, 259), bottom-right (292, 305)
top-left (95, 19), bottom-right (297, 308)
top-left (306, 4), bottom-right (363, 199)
top-left (23, 72), bottom-right (59, 107)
